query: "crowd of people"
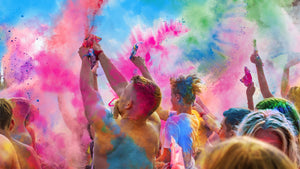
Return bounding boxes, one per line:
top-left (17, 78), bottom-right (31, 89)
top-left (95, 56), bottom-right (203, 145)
top-left (0, 38), bottom-right (299, 169)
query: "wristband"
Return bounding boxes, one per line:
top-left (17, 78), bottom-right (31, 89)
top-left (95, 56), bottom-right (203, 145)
top-left (82, 54), bottom-right (89, 60)
top-left (94, 50), bottom-right (103, 57)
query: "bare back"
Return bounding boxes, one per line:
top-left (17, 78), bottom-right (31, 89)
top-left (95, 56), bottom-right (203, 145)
top-left (12, 139), bottom-right (41, 169)
top-left (0, 135), bottom-right (20, 169)
top-left (93, 113), bottom-right (159, 169)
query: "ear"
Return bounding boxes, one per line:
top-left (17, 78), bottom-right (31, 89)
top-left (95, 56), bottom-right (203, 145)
top-left (9, 119), bottom-right (15, 131)
top-left (125, 99), bottom-right (133, 110)
top-left (175, 94), bottom-right (181, 102)
top-left (229, 130), bottom-right (236, 137)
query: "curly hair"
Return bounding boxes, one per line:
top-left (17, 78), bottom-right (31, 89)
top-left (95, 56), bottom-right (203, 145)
top-left (0, 98), bottom-right (13, 130)
top-left (131, 75), bottom-right (162, 117)
top-left (170, 74), bottom-right (201, 105)
top-left (255, 98), bottom-right (300, 136)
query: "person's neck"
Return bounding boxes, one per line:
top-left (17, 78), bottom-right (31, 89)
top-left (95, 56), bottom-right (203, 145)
top-left (121, 116), bottom-right (147, 125)
top-left (177, 105), bottom-right (192, 114)
top-left (0, 130), bottom-right (11, 140)
top-left (12, 125), bottom-right (27, 132)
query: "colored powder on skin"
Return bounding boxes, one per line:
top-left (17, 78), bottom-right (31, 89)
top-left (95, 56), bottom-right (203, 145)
top-left (113, 20), bottom-right (192, 106)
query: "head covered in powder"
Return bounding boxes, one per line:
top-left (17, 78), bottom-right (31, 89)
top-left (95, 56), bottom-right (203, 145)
top-left (219, 108), bottom-right (251, 139)
top-left (287, 86), bottom-right (300, 113)
top-left (114, 75), bottom-right (161, 120)
top-left (0, 98), bottom-right (13, 130)
top-left (237, 109), bottom-right (298, 163)
top-left (9, 97), bottom-right (31, 118)
top-left (197, 136), bottom-right (297, 169)
top-left (170, 74), bottom-right (201, 110)
top-left (255, 97), bottom-right (300, 136)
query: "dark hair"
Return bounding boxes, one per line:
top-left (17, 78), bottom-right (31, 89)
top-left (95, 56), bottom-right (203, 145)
top-left (255, 98), bottom-right (300, 136)
top-left (0, 98), bottom-right (13, 129)
top-left (170, 74), bottom-right (201, 105)
top-left (223, 108), bottom-right (251, 131)
top-left (131, 76), bottom-right (162, 117)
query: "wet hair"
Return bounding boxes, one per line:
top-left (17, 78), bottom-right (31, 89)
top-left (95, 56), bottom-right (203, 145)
top-left (170, 74), bottom-right (201, 105)
top-left (237, 110), bottom-right (298, 164)
top-left (223, 108), bottom-right (251, 131)
top-left (131, 76), bottom-right (162, 118)
top-left (255, 98), bottom-right (300, 136)
top-left (198, 136), bottom-right (297, 169)
top-left (0, 98), bottom-right (13, 130)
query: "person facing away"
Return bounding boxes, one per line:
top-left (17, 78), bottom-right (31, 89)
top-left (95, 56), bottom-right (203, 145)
top-left (0, 134), bottom-right (20, 169)
top-left (79, 43), bottom-right (161, 169)
top-left (218, 108), bottom-right (251, 140)
top-left (237, 109), bottom-right (299, 165)
top-left (9, 97), bottom-right (36, 147)
top-left (197, 136), bottom-right (297, 169)
top-left (0, 98), bottom-right (41, 169)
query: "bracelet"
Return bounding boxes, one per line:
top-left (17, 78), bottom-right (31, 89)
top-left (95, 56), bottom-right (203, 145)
top-left (82, 54), bottom-right (89, 60)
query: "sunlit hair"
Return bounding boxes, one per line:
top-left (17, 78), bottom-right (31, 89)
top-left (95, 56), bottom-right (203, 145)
top-left (237, 110), bottom-right (298, 164)
top-left (223, 108), bottom-right (251, 131)
top-left (255, 97), bottom-right (300, 136)
top-left (198, 136), bottom-right (297, 169)
top-left (170, 74), bottom-right (201, 105)
top-left (131, 76), bottom-right (162, 117)
top-left (0, 98), bottom-right (13, 130)
top-left (288, 86), bottom-right (300, 113)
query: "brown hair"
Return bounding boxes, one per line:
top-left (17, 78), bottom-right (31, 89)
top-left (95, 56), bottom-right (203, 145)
top-left (0, 99), bottom-right (13, 130)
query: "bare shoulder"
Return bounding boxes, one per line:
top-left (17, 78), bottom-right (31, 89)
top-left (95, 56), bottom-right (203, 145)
top-left (12, 139), bottom-right (41, 169)
top-left (0, 135), bottom-right (20, 169)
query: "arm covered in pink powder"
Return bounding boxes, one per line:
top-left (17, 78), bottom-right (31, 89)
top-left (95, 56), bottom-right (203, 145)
top-left (93, 42), bottom-right (129, 97)
top-left (79, 47), bottom-right (107, 124)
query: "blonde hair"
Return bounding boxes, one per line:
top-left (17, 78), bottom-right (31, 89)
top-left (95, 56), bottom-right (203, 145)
top-left (288, 86), bottom-right (300, 113)
top-left (237, 110), bottom-right (299, 164)
top-left (198, 136), bottom-right (297, 169)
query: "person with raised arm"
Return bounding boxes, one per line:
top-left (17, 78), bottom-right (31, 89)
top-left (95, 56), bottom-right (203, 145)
top-left (79, 39), bottom-right (162, 168)
top-left (250, 50), bottom-right (274, 98)
top-left (281, 57), bottom-right (300, 112)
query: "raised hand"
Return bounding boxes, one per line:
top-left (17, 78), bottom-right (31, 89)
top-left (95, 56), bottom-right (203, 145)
top-left (250, 50), bottom-right (263, 66)
top-left (78, 46), bottom-right (89, 59)
top-left (130, 56), bottom-right (146, 68)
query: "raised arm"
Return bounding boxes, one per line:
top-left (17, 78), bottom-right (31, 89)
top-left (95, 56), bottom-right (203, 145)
top-left (194, 97), bottom-right (218, 132)
top-left (79, 47), bottom-right (107, 124)
top-left (93, 43), bottom-right (128, 97)
top-left (130, 56), bottom-right (154, 81)
top-left (246, 83), bottom-right (255, 110)
top-left (130, 56), bottom-right (168, 121)
top-left (250, 51), bottom-right (273, 98)
top-left (281, 57), bottom-right (300, 98)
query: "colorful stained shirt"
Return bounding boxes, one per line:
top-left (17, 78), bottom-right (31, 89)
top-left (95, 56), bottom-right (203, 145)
top-left (163, 111), bottom-right (200, 169)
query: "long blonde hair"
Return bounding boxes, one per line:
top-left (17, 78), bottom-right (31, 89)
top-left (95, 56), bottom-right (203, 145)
top-left (198, 136), bottom-right (297, 169)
